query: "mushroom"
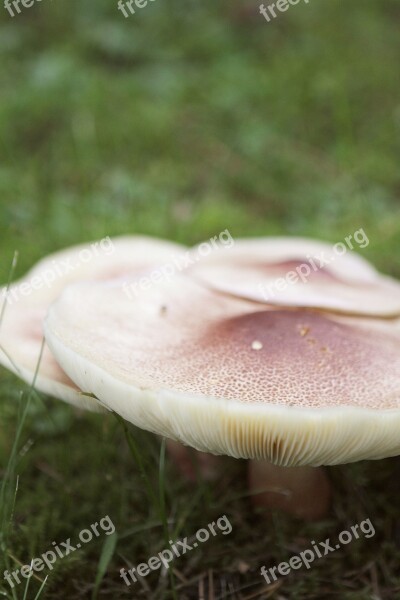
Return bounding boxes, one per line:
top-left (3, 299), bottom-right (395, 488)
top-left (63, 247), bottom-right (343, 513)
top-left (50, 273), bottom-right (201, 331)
top-left (187, 235), bottom-right (400, 510)
top-left (44, 273), bottom-right (400, 519)
top-left (248, 461), bottom-right (331, 521)
top-left (188, 237), bottom-right (400, 317)
top-left (0, 236), bottom-right (185, 410)
top-left (165, 439), bottom-right (223, 483)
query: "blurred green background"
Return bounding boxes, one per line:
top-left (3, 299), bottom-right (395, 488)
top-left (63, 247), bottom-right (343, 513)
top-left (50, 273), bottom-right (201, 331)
top-left (0, 1), bottom-right (400, 598)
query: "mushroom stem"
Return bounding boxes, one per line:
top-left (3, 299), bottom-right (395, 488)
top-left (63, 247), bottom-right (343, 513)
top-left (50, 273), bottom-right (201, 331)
top-left (166, 439), bottom-right (223, 482)
top-left (248, 459), bottom-right (331, 521)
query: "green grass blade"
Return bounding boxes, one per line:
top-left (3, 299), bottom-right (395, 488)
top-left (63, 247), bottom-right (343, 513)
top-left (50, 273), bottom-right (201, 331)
top-left (91, 532), bottom-right (118, 600)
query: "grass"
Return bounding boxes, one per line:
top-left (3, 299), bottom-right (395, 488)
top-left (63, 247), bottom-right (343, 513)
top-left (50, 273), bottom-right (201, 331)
top-left (1, 0), bottom-right (400, 597)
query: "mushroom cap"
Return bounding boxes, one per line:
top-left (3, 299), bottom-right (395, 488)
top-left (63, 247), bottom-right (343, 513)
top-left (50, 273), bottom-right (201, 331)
top-left (189, 237), bottom-right (400, 317)
top-left (0, 236), bottom-right (185, 410)
top-left (44, 274), bottom-right (400, 465)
